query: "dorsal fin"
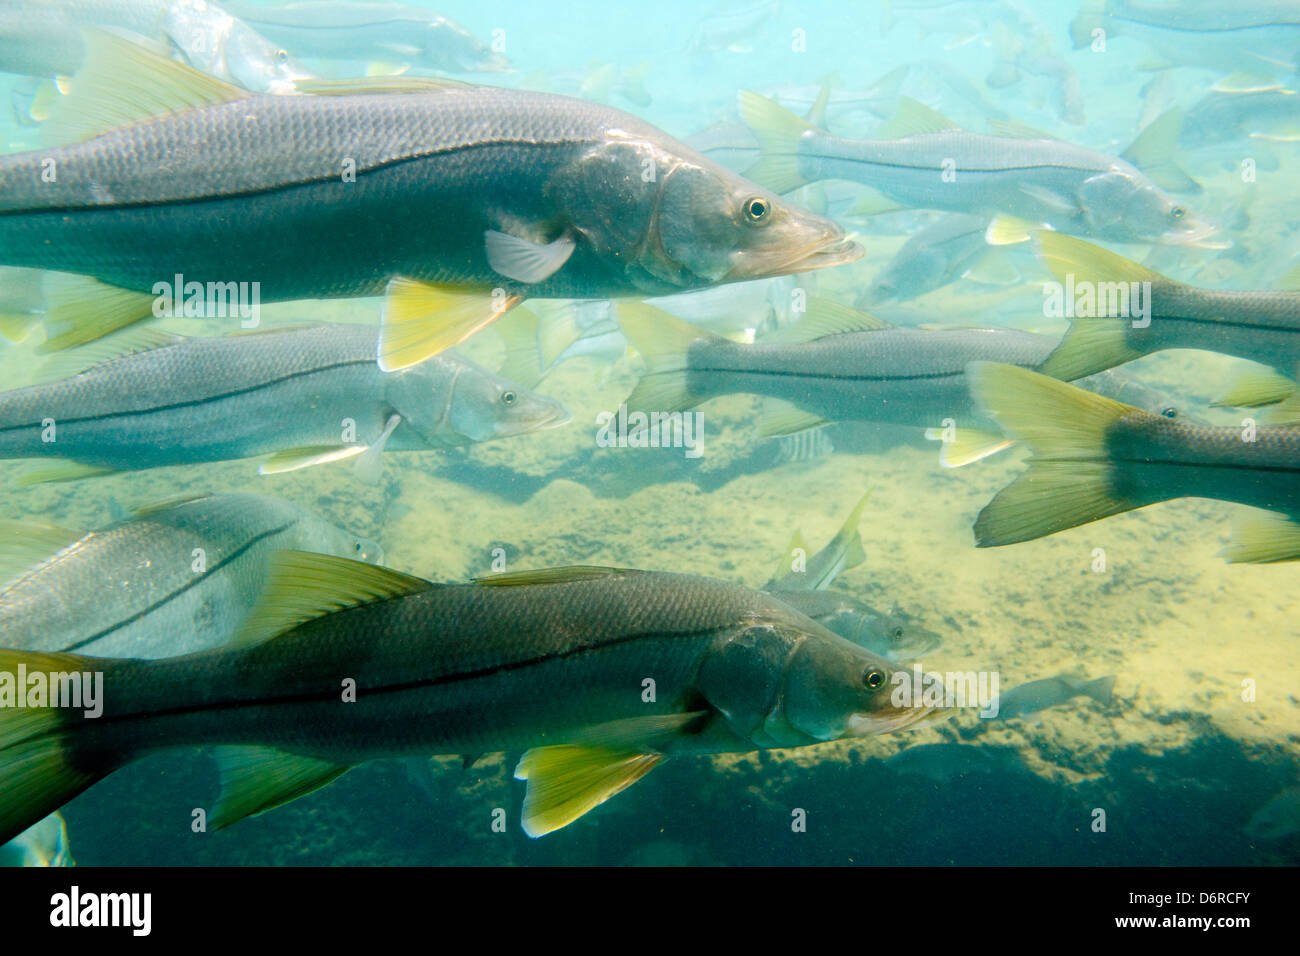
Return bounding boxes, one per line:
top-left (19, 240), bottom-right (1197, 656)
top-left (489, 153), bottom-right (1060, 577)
top-left (475, 566), bottom-right (629, 588)
top-left (45, 29), bottom-right (249, 146)
top-left (989, 119), bottom-right (1058, 140)
top-left (0, 520), bottom-right (86, 585)
top-left (291, 76), bottom-right (471, 96)
top-left (32, 327), bottom-right (184, 385)
top-left (877, 96), bottom-right (959, 138)
top-left (771, 297), bottom-right (891, 343)
top-left (806, 77), bottom-right (834, 128)
top-left (127, 494), bottom-right (216, 521)
top-left (230, 551), bottom-right (431, 648)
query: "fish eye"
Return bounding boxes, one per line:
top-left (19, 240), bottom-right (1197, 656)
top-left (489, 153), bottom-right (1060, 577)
top-left (744, 197), bottom-right (770, 224)
top-left (862, 667), bottom-right (886, 690)
top-left (891, 626), bottom-right (905, 641)
top-left (1161, 406), bottom-right (1178, 419)
top-left (501, 390), bottom-right (517, 406)
top-left (1171, 205), bottom-right (1186, 220)
top-left (276, 49), bottom-right (289, 64)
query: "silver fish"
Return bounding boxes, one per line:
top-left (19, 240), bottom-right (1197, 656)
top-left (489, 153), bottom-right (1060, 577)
top-left (0, 323), bottom-right (569, 481)
top-left (0, 492), bottom-right (381, 658)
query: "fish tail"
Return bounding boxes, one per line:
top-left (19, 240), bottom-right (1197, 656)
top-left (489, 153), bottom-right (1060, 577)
top-left (1034, 231), bottom-right (1168, 380)
top-left (737, 91), bottom-right (815, 194)
top-left (968, 362), bottom-right (1140, 546)
top-left (616, 303), bottom-right (719, 413)
top-left (1221, 510), bottom-right (1300, 564)
top-left (0, 649), bottom-right (125, 845)
top-left (1081, 674), bottom-right (1116, 704)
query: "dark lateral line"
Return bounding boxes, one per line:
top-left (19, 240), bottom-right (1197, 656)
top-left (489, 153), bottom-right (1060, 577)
top-left (75, 626), bottom-right (719, 729)
top-left (1143, 311), bottom-right (1300, 336)
top-left (686, 364), bottom-right (967, 386)
top-left (800, 149), bottom-right (1096, 177)
top-left (0, 360), bottom-right (372, 435)
top-left (1117, 456), bottom-right (1300, 478)
top-left (60, 521), bottom-right (297, 652)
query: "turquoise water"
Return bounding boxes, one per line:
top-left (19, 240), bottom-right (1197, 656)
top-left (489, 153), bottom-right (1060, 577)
top-left (1, 0), bottom-right (1299, 866)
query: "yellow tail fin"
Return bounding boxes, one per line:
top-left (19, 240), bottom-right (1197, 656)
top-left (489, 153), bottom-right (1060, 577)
top-left (968, 362), bottom-right (1138, 546)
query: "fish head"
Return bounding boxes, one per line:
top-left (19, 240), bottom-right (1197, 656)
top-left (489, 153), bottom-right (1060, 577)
top-left (388, 358), bottom-right (571, 446)
top-left (698, 603), bottom-right (942, 749)
top-left (855, 609), bottom-right (943, 662)
top-left (222, 26), bottom-right (314, 94)
top-left (282, 507), bottom-right (385, 566)
top-left (421, 16), bottom-right (511, 73)
top-left (557, 137), bottom-right (861, 292)
top-left (164, 0), bottom-right (313, 93)
top-left (1081, 170), bottom-right (1216, 246)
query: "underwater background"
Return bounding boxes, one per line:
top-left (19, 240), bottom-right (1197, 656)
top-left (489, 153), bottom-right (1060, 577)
top-left (2, 0), bottom-right (1298, 865)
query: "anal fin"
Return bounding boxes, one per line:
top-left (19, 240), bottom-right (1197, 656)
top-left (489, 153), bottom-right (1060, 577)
top-left (211, 746), bottom-right (350, 830)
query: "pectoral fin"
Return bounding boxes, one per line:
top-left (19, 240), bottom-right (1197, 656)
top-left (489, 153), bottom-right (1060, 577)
top-left (258, 444), bottom-right (368, 476)
top-left (514, 746), bottom-right (663, 837)
top-left (211, 746), bottom-right (350, 830)
top-left (16, 462), bottom-right (116, 486)
top-left (484, 231), bottom-right (576, 284)
top-left (985, 214), bottom-right (1044, 246)
top-left (352, 414), bottom-right (402, 485)
top-left (380, 278), bottom-right (522, 371)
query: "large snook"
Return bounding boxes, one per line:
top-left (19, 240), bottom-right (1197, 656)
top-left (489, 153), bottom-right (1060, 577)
top-left (970, 362), bottom-right (1300, 561)
top-left (0, 33), bottom-right (859, 367)
top-left (0, 556), bottom-right (942, 841)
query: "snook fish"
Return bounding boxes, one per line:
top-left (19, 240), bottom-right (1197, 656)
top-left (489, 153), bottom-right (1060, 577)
top-left (0, 493), bottom-right (381, 658)
top-left (739, 93), bottom-right (1213, 246)
top-left (0, 0), bottom-right (312, 92)
top-left (0, 554), bottom-right (942, 842)
top-left (617, 300), bottom-right (1190, 468)
top-left (0, 33), bottom-right (860, 367)
top-left (223, 0), bottom-right (510, 73)
top-left (762, 492), bottom-right (943, 660)
top-left (969, 362), bottom-right (1300, 562)
top-left (0, 323), bottom-right (568, 482)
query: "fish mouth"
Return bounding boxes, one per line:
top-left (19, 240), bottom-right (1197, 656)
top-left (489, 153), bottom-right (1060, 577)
top-left (534, 405), bottom-right (574, 432)
top-left (1163, 219), bottom-right (1227, 249)
top-left (849, 702), bottom-right (948, 737)
top-left (784, 235), bottom-right (865, 274)
top-left (728, 234), bottom-right (864, 280)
